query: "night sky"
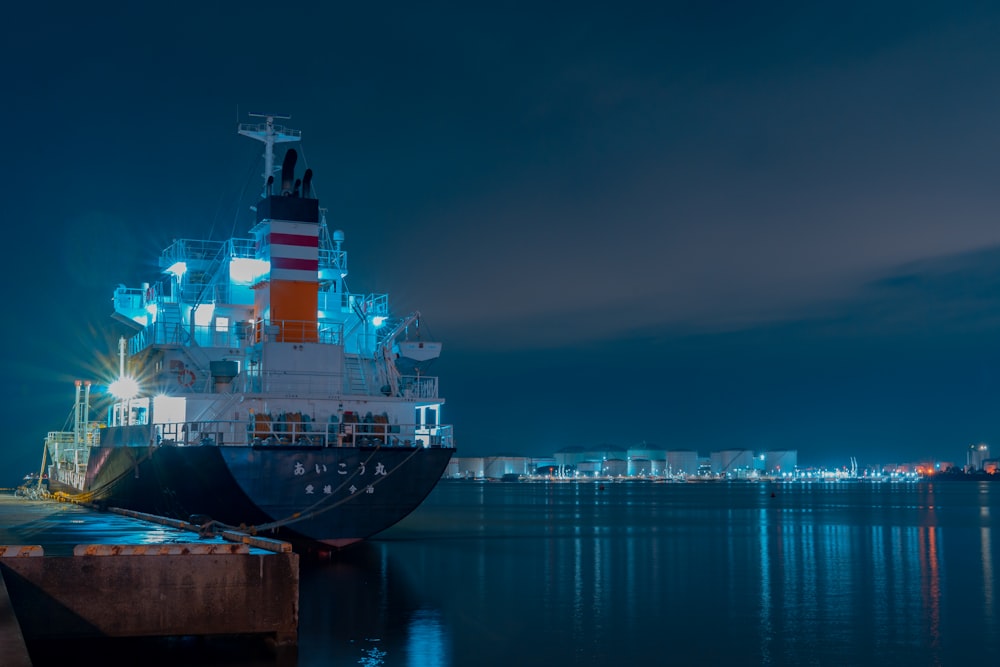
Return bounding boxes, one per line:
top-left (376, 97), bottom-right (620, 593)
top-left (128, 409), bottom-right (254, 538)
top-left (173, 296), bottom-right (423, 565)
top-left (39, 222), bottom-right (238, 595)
top-left (6, 1), bottom-right (1000, 485)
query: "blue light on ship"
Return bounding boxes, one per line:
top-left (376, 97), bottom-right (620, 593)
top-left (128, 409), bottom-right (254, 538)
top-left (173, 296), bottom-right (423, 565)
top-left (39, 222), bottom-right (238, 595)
top-left (230, 257), bottom-right (269, 284)
top-left (165, 261), bottom-right (187, 277)
top-left (193, 303), bottom-right (215, 327)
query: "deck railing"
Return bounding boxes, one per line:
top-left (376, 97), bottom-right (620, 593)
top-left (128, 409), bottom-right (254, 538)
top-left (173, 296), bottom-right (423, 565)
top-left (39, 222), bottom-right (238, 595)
top-left (153, 420), bottom-right (453, 449)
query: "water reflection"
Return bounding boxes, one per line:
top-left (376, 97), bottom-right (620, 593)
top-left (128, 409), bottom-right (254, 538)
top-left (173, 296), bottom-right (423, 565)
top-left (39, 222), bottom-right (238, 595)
top-left (921, 525), bottom-right (942, 651)
top-left (758, 508), bottom-right (772, 665)
top-left (572, 536), bottom-right (583, 640)
top-left (310, 480), bottom-right (1000, 666)
top-left (406, 609), bottom-right (448, 666)
top-left (298, 542), bottom-right (431, 665)
top-left (981, 485), bottom-right (996, 642)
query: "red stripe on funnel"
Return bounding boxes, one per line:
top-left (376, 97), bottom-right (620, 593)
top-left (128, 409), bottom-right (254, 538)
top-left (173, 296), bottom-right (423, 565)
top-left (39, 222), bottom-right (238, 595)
top-left (270, 232), bottom-right (318, 247)
top-left (272, 257), bottom-right (318, 271)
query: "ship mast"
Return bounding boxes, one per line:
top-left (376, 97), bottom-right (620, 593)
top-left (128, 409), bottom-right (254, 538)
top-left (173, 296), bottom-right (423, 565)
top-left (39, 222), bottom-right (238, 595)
top-left (238, 112), bottom-right (302, 198)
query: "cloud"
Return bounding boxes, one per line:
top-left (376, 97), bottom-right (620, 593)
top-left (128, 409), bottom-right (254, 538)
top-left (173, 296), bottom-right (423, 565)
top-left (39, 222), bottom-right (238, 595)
top-left (399, 146), bottom-right (1000, 350)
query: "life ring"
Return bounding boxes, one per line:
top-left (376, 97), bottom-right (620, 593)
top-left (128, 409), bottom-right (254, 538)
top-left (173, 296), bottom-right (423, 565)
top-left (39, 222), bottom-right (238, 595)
top-left (178, 369), bottom-right (196, 387)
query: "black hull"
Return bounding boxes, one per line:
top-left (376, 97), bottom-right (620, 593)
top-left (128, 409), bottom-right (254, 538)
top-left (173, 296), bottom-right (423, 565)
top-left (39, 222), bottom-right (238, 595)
top-left (58, 442), bottom-right (454, 549)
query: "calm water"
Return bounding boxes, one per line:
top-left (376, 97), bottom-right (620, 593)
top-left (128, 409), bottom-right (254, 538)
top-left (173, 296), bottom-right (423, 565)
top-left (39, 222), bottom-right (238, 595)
top-left (22, 479), bottom-right (1000, 666)
top-left (298, 480), bottom-right (1000, 666)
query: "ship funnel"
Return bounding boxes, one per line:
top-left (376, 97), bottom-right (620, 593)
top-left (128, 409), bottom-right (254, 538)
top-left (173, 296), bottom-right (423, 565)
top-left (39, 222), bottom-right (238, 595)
top-left (293, 178), bottom-right (302, 197)
top-left (281, 148), bottom-right (298, 196)
top-left (302, 168), bottom-right (313, 198)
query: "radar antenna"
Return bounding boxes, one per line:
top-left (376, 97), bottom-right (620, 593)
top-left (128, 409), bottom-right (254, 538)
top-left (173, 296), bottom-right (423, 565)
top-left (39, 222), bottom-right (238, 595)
top-left (238, 112), bottom-right (302, 198)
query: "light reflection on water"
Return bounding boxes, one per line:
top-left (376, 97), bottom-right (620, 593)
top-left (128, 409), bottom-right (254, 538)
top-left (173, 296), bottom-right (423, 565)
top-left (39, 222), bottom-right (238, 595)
top-left (758, 508), bottom-right (772, 665)
top-left (296, 480), bottom-right (1000, 666)
top-left (981, 489), bottom-right (996, 645)
top-left (406, 609), bottom-right (447, 666)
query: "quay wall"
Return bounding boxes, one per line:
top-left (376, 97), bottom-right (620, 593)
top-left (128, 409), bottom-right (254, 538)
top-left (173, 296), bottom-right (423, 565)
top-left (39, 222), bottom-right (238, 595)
top-left (0, 547), bottom-right (298, 647)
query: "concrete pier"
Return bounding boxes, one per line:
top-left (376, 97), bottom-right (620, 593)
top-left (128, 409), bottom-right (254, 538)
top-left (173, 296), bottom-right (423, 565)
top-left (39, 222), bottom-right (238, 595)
top-left (0, 563), bottom-right (32, 667)
top-left (1, 547), bottom-right (298, 645)
top-left (0, 494), bottom-right (299, 663)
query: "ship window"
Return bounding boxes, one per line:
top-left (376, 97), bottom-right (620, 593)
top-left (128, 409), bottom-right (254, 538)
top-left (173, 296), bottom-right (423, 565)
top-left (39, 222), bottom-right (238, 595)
top-left (215, 316), bottom-right (229, 332)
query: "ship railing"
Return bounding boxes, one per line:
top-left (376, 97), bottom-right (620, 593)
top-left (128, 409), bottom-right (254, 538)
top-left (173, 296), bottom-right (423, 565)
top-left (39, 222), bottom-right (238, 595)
top-left (248, 319), bottom-right (345, 345)
top-left (133, 319), bottom-right (348, 354)
top-left (353, 293), bottom-right (389, 317)
top-left (139, 320), bottom-right (199, 348)
top-left (159, 238), bottom-right (230, 267)
top-left (44, 430), bottom-right (96, 467)
top-left (415, 424), bottom-right (454, 449)
top-left (176, 280), bottom-right (249, 305)
top-left (229, 238), bottom-right (257, 258)
top-left (45, 429), bottom-right (98, 448)
top-left (45, 431), bottom-right (75, 463)
top-left (113, 285), bottom-right (148, 314)
top-left (325, 290), bottom-right (349, 315)
top-left (247, 369), bottom-right (344, 395)
top-left (399, 375), bottom-right (439, 399)
top-left (318, 247), bottom-right (347, 271)
top-left (153, 420), bottom-right (454, 448)
top-left (177, 282), bottom-right (213, 303)
top-left (178, 281), bottom-right (214, 304)
top-left (45, 431), bottom-right (77, 445)
top-left (315, 291), bottom-right (389, 318)
top-left (237, 121), bottom-right (301, 140)
top-left (114, 284), bottom-right (170, 344)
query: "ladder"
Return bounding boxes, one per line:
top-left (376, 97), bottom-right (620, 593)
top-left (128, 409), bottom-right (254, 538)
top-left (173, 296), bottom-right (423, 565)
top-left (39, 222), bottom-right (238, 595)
top-left (343, 354), bottom-right (368, 394)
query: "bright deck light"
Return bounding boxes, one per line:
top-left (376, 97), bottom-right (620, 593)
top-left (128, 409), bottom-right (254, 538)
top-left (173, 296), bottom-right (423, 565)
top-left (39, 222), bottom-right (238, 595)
top-left (193, 303), bottom-right (215, 327)
top-left (230, 257), bottom-right (270, 284)
top-left (108, 376), bottom-right (140, 400)
top-left (165, 261), bottom-right (187, 278)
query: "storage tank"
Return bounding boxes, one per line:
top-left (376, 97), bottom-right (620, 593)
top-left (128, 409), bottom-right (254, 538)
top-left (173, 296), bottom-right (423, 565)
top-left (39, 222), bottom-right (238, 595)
top-left (603, 458), bottom-right (627, 477)
top-left (628, 457), bottom-right (654, 476)
top-left (711, 450), bottom-right (755, 476)
top-left (555, 446), bottom-right (587, 469)
top-left (582, 445), bottom-right (627, 463)
top-left (532, 457), bottom-right (558, 475)
top-left (666, 450), bottom-right (699, 477)
top-left (484, 456), bottom-right (532, 479)
top-left (764, 450), bottom-right (797, 476)
top-left (628, 444), bottom-right (666, 476)
top-left (453, 457), bottom-right (485, 479)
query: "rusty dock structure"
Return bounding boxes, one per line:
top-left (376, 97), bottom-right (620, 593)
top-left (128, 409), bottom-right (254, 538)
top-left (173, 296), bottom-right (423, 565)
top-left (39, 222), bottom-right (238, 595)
top-left (0, 493), bottom-right (298, 665)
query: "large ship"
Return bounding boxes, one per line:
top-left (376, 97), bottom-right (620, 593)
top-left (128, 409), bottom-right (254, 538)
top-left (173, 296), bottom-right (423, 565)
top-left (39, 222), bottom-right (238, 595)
top-left (40, 113), bottom-right (455, 550)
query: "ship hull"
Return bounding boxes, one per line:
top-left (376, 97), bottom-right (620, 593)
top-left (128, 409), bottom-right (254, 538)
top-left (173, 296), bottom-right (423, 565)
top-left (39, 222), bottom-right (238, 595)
top-left (50, 437), bottom-right (453, 549)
